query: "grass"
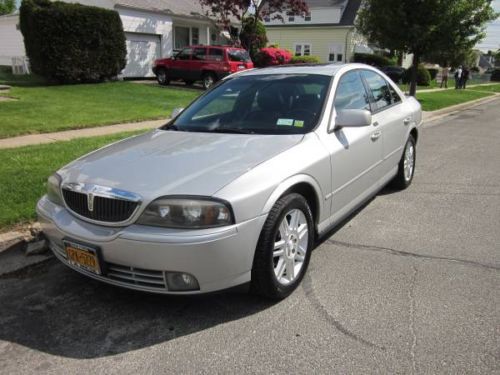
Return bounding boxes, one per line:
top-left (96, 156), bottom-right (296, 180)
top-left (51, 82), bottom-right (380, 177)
top-left (0, 72), bottom-right (199, 139)
top-left (0, 66), bottom-right (47, 87)
top-left (416, 89), bottom-right (495, 111)
top-left (398, 79), bottom-right (441, 92)
top-left (467, 84), bottom-right (500, 93)
top-left (0, 131), bottom-right (146, 230)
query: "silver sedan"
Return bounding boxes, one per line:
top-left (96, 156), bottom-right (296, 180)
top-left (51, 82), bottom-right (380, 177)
top-left (37, 64), bottom-right (422, 299)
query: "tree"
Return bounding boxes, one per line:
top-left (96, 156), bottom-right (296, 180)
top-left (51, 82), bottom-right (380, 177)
top-left (0, 0), bottom-right (15, 15)
top-left (239, 16), bottom-right (267, 59)
top-left (357, 0), bottom-right (497, 96)
top-left (199, 0), bottom-right (308, 54)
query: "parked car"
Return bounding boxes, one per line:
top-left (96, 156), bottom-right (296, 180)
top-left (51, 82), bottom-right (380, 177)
top-left (37, 64), bottom-right (422, 300)
top-left (380, 66), bottom-right (406, 83)
top-left (153, 45), bottom-right (254, 89)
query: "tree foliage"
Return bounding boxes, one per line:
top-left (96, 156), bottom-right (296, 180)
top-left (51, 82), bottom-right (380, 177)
top-left (239, 16), bottom-right (268, 59)
top-left (19, 0), bottom-right (126, 83)
top-left (357, 0), bottom-right (498, 95)
top-left (199, 0), bottom-right (308, 56)
top-left (0, 0), bottom-right (15, 15)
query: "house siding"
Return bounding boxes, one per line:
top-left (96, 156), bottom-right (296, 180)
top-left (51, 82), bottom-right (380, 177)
top-left (0, 16), bottom-right (25, 66)
top-left (266, 26), bottom-right (355, 63)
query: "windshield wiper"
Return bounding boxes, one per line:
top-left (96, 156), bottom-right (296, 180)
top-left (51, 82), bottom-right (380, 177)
top-left (209, 127), bottom-right (255, 134)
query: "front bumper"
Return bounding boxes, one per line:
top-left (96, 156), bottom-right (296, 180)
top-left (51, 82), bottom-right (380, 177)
top-left (37, 195), bottom-right (266, 294)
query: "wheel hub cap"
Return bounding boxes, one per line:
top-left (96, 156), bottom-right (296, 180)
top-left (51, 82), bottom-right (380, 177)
top-left (273, 209), bottom-right (309, 285)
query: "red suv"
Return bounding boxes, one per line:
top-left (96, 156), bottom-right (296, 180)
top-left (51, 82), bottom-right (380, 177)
top-left (153, 45), bottom-right (254, 89)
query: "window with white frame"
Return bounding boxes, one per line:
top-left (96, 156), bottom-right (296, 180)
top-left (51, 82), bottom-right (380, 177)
top-left (294, 43), bottom-right (311, 56)
top-left (304, 12), bottom-right (311, 21)
top-left (328, 43), bottom-right (344, 62)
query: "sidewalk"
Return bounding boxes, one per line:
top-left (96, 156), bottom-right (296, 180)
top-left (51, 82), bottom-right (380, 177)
top-left (403, 82), bottom-right (497, 94)
top-left (0, 119), bottom-right (167, 150)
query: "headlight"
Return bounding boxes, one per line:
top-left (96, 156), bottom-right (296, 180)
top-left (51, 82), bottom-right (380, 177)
top-left (47, 173), bottom-right (63, 206)
top-left (137, 197), bottom-right (234, 229)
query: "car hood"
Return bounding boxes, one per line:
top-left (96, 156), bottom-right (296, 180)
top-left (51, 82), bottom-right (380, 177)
top-left (59, 130), bottom-right (303, 201)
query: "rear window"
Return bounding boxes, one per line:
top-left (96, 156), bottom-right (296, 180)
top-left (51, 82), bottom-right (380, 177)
top-left (228, 49), bottom-right (251, 62)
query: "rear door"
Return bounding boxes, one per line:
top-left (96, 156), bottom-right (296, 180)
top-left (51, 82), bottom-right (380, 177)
top-left (325, 70), bottom-right (383, 224)
top-left (360, 70), bottom-right (409, 181)
top-left (191, 47), bottom-right (208, 81)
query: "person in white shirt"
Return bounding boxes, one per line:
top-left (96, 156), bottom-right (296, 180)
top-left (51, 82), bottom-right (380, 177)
top-left (454, 66), bottom-right (463, 89)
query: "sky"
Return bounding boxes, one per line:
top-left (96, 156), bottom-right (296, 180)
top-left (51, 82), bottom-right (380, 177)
top-left (476, 0), bottom-right (500, 52)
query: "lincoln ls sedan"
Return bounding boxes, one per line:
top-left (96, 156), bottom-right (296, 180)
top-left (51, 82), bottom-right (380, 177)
top-left (37, 64), bottom-right (422, 299)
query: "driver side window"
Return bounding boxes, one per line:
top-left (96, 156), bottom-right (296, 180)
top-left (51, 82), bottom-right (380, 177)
top-left (176, 48), bottom-right (192, 60)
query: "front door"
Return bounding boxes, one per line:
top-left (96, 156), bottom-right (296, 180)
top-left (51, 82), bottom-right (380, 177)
top-left (360, 70), bottom-right (408, 180)
top-left (169, 47), bottom-right (192, 80)
top-left (324, 70), bottom-right (383, 225)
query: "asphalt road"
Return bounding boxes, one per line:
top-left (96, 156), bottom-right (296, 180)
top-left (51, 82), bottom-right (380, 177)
top-left (1, 99), bottom-right (499, 374)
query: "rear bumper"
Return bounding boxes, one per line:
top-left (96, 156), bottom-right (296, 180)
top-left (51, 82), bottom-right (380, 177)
top-left (37, 195), bottom-right (266, 295)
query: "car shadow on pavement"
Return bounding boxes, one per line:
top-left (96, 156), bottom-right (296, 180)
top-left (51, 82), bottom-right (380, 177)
top-left (0, 260), bottom-right (275, 359)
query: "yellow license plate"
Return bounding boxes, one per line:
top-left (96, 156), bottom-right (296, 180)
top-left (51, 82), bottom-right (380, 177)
top-left (64, 242), bottom-right (101, 275)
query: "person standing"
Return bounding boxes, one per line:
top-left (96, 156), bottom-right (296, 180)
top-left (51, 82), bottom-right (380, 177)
top-left (440, 66), bottom-right (449, 88)
top-left (461, 67), bottom-right (470, 89)
top-left (454, 66), bottom-right (463, 89)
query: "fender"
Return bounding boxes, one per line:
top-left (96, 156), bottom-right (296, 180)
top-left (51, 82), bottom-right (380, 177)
top-left (262, 174), bottom-right (325, 221)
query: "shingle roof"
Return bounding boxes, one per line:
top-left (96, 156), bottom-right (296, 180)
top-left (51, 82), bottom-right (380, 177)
top-left (338, 0), bottom-right (362, 26)
top-left (114, 0), bottom-right (208, 18)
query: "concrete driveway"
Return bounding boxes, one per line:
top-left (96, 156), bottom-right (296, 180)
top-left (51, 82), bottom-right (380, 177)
top-left (0, 99), bottom-right (499, 374)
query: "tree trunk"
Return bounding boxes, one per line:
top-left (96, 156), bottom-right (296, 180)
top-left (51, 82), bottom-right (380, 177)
top-left (409, 52), bottom-right (420, 97)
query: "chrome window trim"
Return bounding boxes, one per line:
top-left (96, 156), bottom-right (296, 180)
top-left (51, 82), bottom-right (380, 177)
top-left (60, 182), bottom-right (143, 227)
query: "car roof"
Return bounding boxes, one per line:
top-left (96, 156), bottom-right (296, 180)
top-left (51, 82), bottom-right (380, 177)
top-left (189, 45), bottom-right (244, 50)
top-left (236, 63), bottom-right (373, 77)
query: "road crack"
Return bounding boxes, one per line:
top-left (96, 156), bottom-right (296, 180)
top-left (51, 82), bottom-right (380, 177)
top-left (408, 265), bottom-right (418, 374)
top-left (302, 272), bottom-right (386, 351)
top-left (326, 240), bottom-right (499, 272)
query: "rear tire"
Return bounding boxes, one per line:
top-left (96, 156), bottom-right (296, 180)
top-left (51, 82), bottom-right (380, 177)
top-left (251, 193), bottom-right (314, 300)
top-left (391, 135), bottom-right (416, 190)
top-left (202, 72), bottom-right (217, 90)
top-left (156, 68), bottom-right (170, 86)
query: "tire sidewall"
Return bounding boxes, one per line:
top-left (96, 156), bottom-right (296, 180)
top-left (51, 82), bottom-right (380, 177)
top-left (403, 135), bottom-right (416, 186)
top-left (259, 194), bottom-right (314, 298)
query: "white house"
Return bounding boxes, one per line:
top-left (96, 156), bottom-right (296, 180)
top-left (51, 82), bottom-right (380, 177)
top-left (0, 0), bottom-right (231, 77)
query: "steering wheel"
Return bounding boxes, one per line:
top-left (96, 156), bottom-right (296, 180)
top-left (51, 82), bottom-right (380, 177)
top-left (288, 109), bottom-right (316, 121)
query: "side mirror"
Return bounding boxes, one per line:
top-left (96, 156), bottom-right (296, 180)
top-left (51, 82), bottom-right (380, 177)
top-left (171, 107), bottom-right (184, 118)
top-left (335, 109), bottom-right (372, 129)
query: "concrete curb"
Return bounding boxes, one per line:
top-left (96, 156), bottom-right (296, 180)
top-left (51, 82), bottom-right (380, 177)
top-left (423, 93), bottom-right (500, 124)
top-left (0, 119), bottom-right (167, 150)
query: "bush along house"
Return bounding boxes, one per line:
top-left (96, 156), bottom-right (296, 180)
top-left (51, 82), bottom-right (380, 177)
top-left (261, 0), bottom-right (364, 64)
top-left (0, 0), bottom-right (237, 78)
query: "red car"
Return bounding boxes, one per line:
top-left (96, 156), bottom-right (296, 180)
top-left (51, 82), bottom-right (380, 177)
top-left (153, 45), bottom-right (254, 89)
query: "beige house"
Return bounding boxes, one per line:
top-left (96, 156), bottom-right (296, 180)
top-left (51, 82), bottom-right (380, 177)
top-left (262, 0), bottom-right (364, 63)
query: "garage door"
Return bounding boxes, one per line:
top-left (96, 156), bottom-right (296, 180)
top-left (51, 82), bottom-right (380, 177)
top-left (122, 33), bottom-right (161, 78)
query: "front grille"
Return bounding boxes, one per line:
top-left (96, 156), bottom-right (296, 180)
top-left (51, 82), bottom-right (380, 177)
top-left (107, 263), bottom-right (167, 290)
top-left (62, 189), bottom-right (138, 222)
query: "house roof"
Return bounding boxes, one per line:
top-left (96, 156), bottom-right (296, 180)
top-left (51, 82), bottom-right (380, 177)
top-left (114, 0), bottom-right (209, 18)
top-left (338, 0), bottom-right (361, 26)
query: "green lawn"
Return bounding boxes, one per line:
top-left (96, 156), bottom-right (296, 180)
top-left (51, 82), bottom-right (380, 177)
top-left (0, 131), bottom-right (145, 229)
top-left (0, 80), bottom-right (198, 139)
top-left (416, 89), bottom-right (495, 111)
top-left (468, 84), bottom-right (500, 93)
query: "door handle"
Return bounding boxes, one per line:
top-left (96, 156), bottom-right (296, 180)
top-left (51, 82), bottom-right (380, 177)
top-left (403, 117), bottom-right (411, 126)
top-left (371, 131), bottom-right (382, 141)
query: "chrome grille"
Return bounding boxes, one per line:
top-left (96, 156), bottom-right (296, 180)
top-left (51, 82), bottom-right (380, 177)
top-left (107, 263), bottom-right (167, 290)
top-left (62, 189), bottom-right (138, 223)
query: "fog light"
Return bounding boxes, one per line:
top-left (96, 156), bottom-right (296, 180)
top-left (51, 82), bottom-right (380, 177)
top-left (166, 272), bottom-right (200, 291)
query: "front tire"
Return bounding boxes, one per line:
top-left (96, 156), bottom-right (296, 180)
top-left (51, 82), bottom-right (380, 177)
top-left (202, 72), bottom-right (216, 90)
top-left (251, 193), bottom-right (314, 300)
top-left (391, 135), bottom-right (416, 189)
top-left (156, 68), bottom-right (170, 86)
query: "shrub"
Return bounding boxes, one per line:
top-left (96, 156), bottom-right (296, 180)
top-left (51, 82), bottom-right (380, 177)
top-left (239, 17), bottom-right (267, 60)
top-left (19, 0), bottom-right (126, 83)
top-left (402, 65), bottom-right (432, 86)
top-left (289, 55), bottom-right (321, 64)
top-left (353, 53), bottom-right (394, 67)
top-left (491, 69), bottom-right (500, 82)
top-left (427, 68), bottom-right (438, 80)
top-left (470, 66), bottom-right (480, 73)
top-left (253, 47), bottom-right (292, 67)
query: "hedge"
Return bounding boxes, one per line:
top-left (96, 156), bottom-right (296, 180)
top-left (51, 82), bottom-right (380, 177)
top-left (253, 47), bottom-right (292, 67)
top-left (490, 69), bottom-right (500, 82)
top-left (20, 0), bottom-right (126, 83)
top-left (402, 65), bottom-right (432, 86)
top-left (353, 53), bottom-right (395, 67)
top-left (289, 55), bottom-right (321, 64)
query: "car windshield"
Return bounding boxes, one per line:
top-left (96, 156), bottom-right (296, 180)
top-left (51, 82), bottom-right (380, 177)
top-left (228, 49), bottom-right (251, 62)
top-left (170, 74), bottom-right (331, 134)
